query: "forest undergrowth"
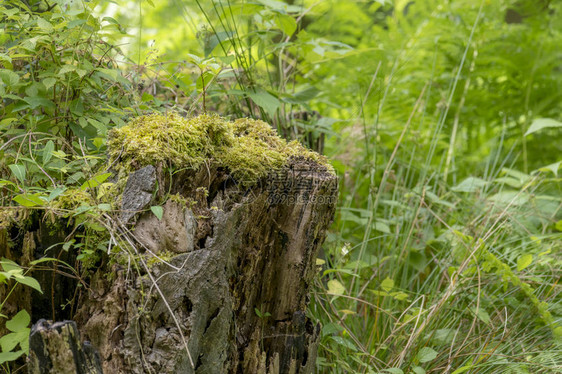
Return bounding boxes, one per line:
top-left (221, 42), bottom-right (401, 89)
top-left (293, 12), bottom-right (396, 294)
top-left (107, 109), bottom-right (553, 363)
top-left (0, 0), bottom-right (561, 373)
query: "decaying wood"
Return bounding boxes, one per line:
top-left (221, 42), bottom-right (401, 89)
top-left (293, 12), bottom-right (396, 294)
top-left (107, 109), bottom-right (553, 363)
top-left (74, 158), bottom-right (337, 373)
top-left (28, 319), bottom-right (103, 374)
top-left (2, 156), bottom-right (337, 374)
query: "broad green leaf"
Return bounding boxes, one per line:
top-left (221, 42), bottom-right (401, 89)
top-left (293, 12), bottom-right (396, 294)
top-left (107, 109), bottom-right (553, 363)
top-left (0, 69), bottom-right (19, 85)
top-left (381, 277), bottom-right (394, 292)
top-left (537, 161), bottom-right (561, 176)
top-left (0, 350), bottom-right (24, 365)
top-left (248, 88), bottom-right (280, 117)
top-left (257, 0), bottom-right (290, 10)
top-left (141, 93), bottom-right (154, 102)
top-left (275, 14), bottom-right (297, 36)
top-left (42, 140), bottom-right (54, 164)
top-left (97, 203), bottom-right (112, 211)
top-left (151, 205), bottom-right (164, 220)
top-left (8, 164), bottom-right (26, 183)
top-left (5, 310), bottom-right (30, 332)
top-left (1, 258), bottom-right (21, 273)
top-left (390, 291), bottom-right (409, 301)
top-left (13, 193), bottom-right (45, 207)
top-left (321, 322), bottom-right (343, 336)
top-left (525, 118), bottom-right (562, 136)
top-left (59, 65), bottom-right (77, 75)
top-left (517, 254), bottom-right (533, 271)
top-left (0, 180), bottom-right (16, 188)
top-left (374, 222), bottom-right (391, 233)
top-left (452, 177), bottom-right (488, 193)
top-left (331, 336), bottom-right (357, 351)
top-left (327, 279), bottom-right (345, 295)
top-left (412, 367), bottom-right (426, 374)
top-left (488, 191), bottom-right (530, 206)
top-left (42, 77), bottom-right (56, 90)
top-left (47, 187), bottom-right (66, 201)
top-left (37, 17), bottom-right (54, 32)
top-left (17, 276), bottom-right (43, 293)
top-left (417, 347), bottom-right (438, 363)
top-left (0, 330), bottom-right (28, 353)
top-left (471, 307), bottom-right (491, 325)
top-left (80, 173), bottom-right (112, 190)
top-left (24, 97), bottom-right (55, 110)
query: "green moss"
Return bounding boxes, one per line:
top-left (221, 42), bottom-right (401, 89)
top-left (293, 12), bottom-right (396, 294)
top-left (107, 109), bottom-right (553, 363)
top-left (108, 111), bottom-right (334, 186)
top-left (0, 208), bottom-right (19, 229)
top-left (51, 188), bottom-right (95, 213)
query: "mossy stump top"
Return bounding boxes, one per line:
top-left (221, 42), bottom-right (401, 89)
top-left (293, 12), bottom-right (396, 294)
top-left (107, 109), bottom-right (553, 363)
top-left (108, 112), bottom-right (333, 186)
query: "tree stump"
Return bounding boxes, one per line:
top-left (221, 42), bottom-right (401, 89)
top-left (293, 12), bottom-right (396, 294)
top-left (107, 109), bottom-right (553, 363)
top-left (1, 114), bottom-right (337, 374)
top-left (73, 157), bottom-right (337, 373)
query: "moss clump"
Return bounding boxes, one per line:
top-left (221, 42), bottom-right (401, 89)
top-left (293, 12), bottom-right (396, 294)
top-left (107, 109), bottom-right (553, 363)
top-left (0, 208), bottom-right (19, 230)
top-left (108, 112), bottom-right (333, 185)
top-left (51, 188), bottom-right (95, 213)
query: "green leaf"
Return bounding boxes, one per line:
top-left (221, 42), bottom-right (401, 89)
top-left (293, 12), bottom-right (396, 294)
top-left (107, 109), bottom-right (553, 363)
top-left (471, 307), bottom-right (491, 325)
top-left (331, 336), bottom-right (357, 351)
top-left (13, 193), bottom-right (45, 207)
top-left (417, 347), bottom-right (438, 363)
top-left (8, 164), bottom-right (26, 183)
top-left (327, 279), bottom-right (345, 295)
top-left (0, 350), bottom-right (24, 365)
top-left (6, 310), bottom-right (30, 332)
top-left (97, 203), bottom-right (112, 211)
top-left (411, 366), bottom-right (426, 374)
top-left (374, 222), bottom-right (391, 233)
top-left (42, 77), bottom-right (57, 90)
top-left (451, 365), bottom-right (473, 374)
top-left (17, 276), bottom-right (42, 293)
top-left (381, 277), bottom-right (394, 292)
top-left (517, 254), bottom-right (533, 271)
top-left (1, 258), bottom-right (21, 273)
top-left (537, 161), bottom-right (561, 176)
top-left (42, 140), bottom-right (54, 164)
top-left (80, 173), bottom-right (112, 190)
top-left (37, 17), bottom-right (54, 32)
top-left (0, 69), bottom-right (19, 85)
top-left (24, 96), bottom-right (55, 110)
top-left (59, 65), bottom-right (77, 75)
top-left (0, 330), bottom-right (29, 353)
top-left (47, 187), bottom-right (66, 202)
top-left (452, 177), bottom-right (488, 192)
top-left (275, 14), bottom-right (297, 36)
top-left (141, 93), bottom-right (154, 102)
top-left (383, 369), bottom-right (404, 374)
top-left (525, 118), bottom-right (562, 136)
top-left (150, 205), bottom-right (164, 220)
top-left (248, 88), bottom-right (280, 117)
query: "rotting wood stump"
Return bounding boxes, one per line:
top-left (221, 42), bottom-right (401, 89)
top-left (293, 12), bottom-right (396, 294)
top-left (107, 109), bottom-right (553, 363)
top-left (1, 114), bottom-right (337, 373)
top-left (74, 156), bottom-right (337, 373)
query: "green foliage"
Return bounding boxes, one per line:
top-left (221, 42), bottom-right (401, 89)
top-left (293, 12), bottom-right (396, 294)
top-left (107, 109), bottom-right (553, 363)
top-left (0, 259), bottom-right (41, 367)
top-left (0, 1), bottom-right (141, 368)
